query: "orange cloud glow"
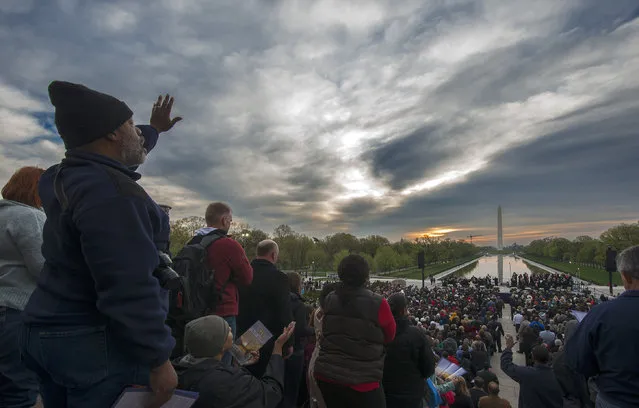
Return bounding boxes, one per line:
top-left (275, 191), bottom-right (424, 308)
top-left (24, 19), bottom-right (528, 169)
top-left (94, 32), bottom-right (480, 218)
top-left (405, 227), bottom-right (468, 239)
top-left (424, 218), bottom-right (639, 245)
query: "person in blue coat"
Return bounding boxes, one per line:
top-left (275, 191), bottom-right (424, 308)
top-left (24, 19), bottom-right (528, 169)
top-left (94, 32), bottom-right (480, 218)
top-left (565, 245), bottom-right (639, 408)
top-left (20, 81), bottom-right (182, 408)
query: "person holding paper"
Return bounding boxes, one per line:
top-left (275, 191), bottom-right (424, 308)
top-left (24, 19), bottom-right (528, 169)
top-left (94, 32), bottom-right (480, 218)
top-left (174, 315), bottom-right (295, 408)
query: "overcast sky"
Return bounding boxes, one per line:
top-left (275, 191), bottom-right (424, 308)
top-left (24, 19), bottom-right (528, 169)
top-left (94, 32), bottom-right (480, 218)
top-left (1, 0), bottom-right (638, 245)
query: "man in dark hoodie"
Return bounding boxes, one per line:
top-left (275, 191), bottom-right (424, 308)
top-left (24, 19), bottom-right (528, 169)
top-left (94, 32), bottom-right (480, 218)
top-left (383, 292), bottom-right (435, 408)
top-left (20, 82), bottom-right (182, 408)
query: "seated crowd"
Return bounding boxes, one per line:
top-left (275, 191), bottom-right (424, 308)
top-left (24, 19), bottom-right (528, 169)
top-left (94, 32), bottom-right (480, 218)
top-left (0, 82), bottom-right (638, 408)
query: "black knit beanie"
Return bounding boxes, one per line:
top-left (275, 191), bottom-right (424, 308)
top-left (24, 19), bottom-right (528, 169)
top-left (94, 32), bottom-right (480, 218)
top-left (48, 81), bottom-right (133, 149)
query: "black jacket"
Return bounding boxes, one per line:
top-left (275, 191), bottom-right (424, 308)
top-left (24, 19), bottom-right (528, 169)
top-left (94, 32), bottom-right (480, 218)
top-left (553, 351), bottom-right (593, 408)
top-left (175, 354), bottom-right (285, 408)
top-left (383, 318), bottom-right (435, 400)
top-left (487, 320), bottom-right (505, 339)
top-left (470, 387), bottom-right (488, 407)
top-left (501, 349), bottom-right (563, 408)
top-left (238, 259), bottom-right (293, 377)
top-left (289, 292), bottom-right (314, 351)
top-left (23, 127), bottom-right (174, 368)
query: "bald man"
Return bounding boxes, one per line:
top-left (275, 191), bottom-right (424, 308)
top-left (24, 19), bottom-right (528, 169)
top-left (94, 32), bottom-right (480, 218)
top-left (238, 240), bottom-right (294, 377)
top-left (478, 382), bottom-right (512, 408)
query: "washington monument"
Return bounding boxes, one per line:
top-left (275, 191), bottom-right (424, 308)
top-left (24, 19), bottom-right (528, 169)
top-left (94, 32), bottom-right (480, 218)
top-left (497, 205), bottom-right (503, 250)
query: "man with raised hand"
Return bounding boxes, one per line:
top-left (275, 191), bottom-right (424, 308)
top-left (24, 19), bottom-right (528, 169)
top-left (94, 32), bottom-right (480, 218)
top-left (21, 81), bottom-right (182, 408)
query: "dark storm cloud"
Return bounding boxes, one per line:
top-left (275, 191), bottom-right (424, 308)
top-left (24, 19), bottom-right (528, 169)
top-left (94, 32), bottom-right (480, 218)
top-left (335, 197), bottom-right (384, 218)
top-left (365, 125), bottom-right (447, 189)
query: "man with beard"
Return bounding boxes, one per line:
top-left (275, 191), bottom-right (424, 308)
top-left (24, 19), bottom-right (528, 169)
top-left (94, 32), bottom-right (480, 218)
top-left (21, 82), bottom-right (182, 408)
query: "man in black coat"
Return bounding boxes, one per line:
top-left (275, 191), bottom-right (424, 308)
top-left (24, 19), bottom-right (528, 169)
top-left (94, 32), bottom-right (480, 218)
top-left (383, 292), bottom-right (435, 408)
top-left (487, 315), bottom-right (505, 353)
top-left (552, 320), bottom-right (593, 408)
top-left (238, 240), bottom-right (293, 377)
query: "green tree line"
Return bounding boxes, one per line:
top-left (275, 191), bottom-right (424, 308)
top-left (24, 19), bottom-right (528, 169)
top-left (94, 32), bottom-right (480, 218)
top-left (523, 221), bottom-right (639, 267)
top-left (169, 217), bottom-right (480, 273)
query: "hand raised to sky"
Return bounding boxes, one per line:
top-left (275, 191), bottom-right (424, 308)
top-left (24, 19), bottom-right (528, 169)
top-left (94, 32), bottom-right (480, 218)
top-left (150, 94), bottom-right (182, 133)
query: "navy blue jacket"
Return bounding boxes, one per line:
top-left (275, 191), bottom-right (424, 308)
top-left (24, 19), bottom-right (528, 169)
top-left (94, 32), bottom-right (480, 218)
top-left (565, 290), bottom-right (639, 408)
top-left (23, 125), bottom-right (175, 368)
top-left (500, 349), bottom-right (563, 408)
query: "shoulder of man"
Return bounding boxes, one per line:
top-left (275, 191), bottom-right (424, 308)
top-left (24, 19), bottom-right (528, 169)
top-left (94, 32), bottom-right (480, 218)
top-left (209, 235), bottom-right (244, 252)
top-left (58, 160), bottom-right (149, 214)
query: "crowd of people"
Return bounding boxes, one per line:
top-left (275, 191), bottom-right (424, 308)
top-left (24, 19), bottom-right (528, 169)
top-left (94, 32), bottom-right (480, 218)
top-left (509, 272), bottom-right (573, 290)
top-left (0, 81), bottom-right (638, 408)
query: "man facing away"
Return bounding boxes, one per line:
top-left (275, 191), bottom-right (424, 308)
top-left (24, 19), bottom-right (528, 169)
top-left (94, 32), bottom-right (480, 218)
top-left (21, 82), bottom-right (182, 408)
top-left (478, 382), bottom-right (512, 408)
top-left (500, 334), bottom-right (562, 408)
top-left (566, 245), bottom-right (639, 408)
top-left (192, 202), bottom-right (253, 365)
top-left (513, 310), bottom-right (523, 333)
top-left (238, 240), bottom-right (294, 377)
top-left (470, 377), bottom-right (488, 407)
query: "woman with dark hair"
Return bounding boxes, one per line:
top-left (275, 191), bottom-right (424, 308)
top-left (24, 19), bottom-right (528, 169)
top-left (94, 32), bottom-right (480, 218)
top-left (282, 272), bottom-right (314, 408)
top-left (314, 254), bottom-right (396, 408)
top-left (0, 166), bottom-right (46, 407)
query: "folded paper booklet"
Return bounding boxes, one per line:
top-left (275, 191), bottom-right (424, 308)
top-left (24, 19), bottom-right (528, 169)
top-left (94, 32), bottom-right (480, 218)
top-left (435, 358), bottom-right (467, 380)
top-left (112, 387), bottom-right (198, 408)
top-left (230, 320), bottom-right (273, 365)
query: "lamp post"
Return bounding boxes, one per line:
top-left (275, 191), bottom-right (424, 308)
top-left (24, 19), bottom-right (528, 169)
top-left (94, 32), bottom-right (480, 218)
top-left (240, 232), bottom-right (249, 249)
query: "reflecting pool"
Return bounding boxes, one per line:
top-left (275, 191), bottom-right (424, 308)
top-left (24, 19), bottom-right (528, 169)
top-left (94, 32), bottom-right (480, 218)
top-left (456, 255), bottom-right (539, 282)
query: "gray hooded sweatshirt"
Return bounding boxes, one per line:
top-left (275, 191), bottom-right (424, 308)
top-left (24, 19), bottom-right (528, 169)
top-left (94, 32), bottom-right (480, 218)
top-left (0, 199), bottom-right (45, 310)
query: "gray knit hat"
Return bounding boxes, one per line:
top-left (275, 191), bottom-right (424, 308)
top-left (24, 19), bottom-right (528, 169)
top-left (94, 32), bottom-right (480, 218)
top-left (184, 315), bottom-right (231, 358)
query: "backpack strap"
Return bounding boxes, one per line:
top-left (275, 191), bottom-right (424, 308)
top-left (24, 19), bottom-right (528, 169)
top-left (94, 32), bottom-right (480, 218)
top-left (198, 231), bottom-right (224, 249)
top-left (196, 230), bottom-right (232, 299)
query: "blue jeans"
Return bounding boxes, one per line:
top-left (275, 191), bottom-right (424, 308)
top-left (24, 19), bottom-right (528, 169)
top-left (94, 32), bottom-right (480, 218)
top-left (0, 307), bottom-right (38, 408)
top-left (20, 324), bottom-right (150, 408)
top-left (222, 316), bottom-right (236, 366)
top-left (596, 393), bottom-right (623, 408)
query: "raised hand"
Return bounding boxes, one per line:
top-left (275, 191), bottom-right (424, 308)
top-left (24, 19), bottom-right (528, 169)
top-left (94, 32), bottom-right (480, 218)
top-left (150, 94), bottom-right (183, 133)
top-left (275, 322), bottom-right (296, 347)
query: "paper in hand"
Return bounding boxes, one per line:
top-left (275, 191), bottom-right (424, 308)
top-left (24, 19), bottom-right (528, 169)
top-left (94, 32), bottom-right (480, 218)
top-left (112, 388), bottom-right (198, 408)
top-left (230, 320), bottom-right (273, 365)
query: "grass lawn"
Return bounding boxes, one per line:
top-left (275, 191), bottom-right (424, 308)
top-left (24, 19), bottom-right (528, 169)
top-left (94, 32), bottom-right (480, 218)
top-left (521, 254), bottom-right (622, 286)
top-left (385, 255), bottom-right (482, 280)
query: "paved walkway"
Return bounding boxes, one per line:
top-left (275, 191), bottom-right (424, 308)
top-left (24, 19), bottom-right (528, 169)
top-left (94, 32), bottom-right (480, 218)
top-left (489, 304), bottom-right (523, 406)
